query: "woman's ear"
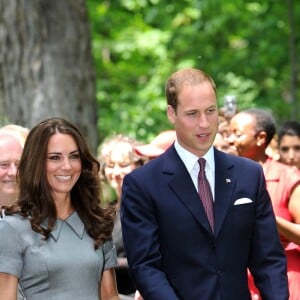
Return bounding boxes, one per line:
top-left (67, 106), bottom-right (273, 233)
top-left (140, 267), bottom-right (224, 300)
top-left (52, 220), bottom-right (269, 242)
top-left (256, 131), bottom-right (267, 147)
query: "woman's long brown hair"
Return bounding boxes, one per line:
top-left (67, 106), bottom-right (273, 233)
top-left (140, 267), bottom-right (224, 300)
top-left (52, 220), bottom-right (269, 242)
top-left (6, 118), bottom-right (114, 249)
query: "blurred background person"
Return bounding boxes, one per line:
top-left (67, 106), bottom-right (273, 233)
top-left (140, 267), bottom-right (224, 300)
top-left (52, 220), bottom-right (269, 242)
top-left (228, 108), bottom-right (300, 300)
top-left (134, 130), bottom-right (176, 160)
top-left (265, 133), bottom-right (280, 161)
top-left (278, 120), bottom-right (300, 169)
top-left (217, 115), bottom-right (231, 139)
top-left (276, 216), bottom-right (300, 246)
top-left (98, 134), bottom-right (148, 298)
top-left (0, 125), bottom-right (29, 299)
top-left (212, 115), bottom-right (237, 155)
top-left (0, 132), bottom-right (23, 208)
top-left (0, 124), bottom-right (29, 147)
top-left (98, 134), bottom-right (148, 209)
top-left (213, 132), bottom-right (238, 155)
top-left (0, 125), bottom-right (28, 209)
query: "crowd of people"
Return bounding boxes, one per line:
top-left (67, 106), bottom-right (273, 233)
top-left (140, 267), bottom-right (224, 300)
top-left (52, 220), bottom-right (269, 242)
top-left (0, 67), bottom-right (299, 299)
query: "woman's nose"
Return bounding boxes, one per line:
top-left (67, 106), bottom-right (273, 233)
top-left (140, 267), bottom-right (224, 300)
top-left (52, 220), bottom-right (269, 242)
top-left (226, 133), bottom-right (235, 144)
top-left (61, 158), bottom-right (72, 169)
top-left (288, 149), bottom-right (295, 160)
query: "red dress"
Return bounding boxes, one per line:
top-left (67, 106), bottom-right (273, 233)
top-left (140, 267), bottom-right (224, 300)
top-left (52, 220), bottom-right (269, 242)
top-left (249, 157), bottom-right (300, 300)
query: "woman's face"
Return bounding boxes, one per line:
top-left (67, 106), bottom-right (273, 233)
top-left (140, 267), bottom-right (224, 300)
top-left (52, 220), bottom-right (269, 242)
top-left (104, 143), bottom-right (136, 193)
top-left (46, 133), bottom-right (82, 200)
top-left (279, 135), bottom-right (300, 169)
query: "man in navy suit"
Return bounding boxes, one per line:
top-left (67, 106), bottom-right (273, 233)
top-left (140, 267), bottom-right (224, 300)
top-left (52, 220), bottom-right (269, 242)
top-left (120, 68), bottom-right (288, 299)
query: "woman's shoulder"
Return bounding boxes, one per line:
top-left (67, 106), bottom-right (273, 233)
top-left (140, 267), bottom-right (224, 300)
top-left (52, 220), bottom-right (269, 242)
top-left (0, 214), bottom-right (31, 233)
top-left (267, 158), bottom-right (300, 181)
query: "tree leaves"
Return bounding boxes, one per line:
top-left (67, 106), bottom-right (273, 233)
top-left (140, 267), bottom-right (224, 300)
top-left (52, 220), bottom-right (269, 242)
top-left (87, 0), bottom-right (299, 143)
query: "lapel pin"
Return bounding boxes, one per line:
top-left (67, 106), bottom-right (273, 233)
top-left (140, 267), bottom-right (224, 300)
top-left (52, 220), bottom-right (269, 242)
top-left (225, 178), bottom-right (231, 183)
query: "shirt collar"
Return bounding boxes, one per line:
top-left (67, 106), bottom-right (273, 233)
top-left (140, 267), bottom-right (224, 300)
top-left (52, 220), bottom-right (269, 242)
top-left (42, 211), bottom-right (85, 241)
top-left (174, 140), bottom-right (215, 172)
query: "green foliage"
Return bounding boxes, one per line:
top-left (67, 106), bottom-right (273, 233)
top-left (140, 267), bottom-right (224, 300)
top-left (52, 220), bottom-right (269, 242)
top-left (87, 0), bottom-right (299, 143)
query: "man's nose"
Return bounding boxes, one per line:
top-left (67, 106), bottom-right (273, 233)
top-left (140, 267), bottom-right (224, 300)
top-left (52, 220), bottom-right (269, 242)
top-left (198, 115), bottom-right (210, 128)
top-left (7, 163), bottom-right (18, 175)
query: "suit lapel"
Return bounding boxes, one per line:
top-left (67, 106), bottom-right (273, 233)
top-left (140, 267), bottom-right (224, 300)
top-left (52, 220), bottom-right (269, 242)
top-left (164, 147), bottom-right (213, 235)
top-left (163, 147), bottom-right (235, 237)
top-left (214, 149), bottom-right (235, 237)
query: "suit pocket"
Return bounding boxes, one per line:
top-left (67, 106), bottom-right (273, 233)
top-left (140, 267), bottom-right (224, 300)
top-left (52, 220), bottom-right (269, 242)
top-left (231, 202), bottom-right (255, 240)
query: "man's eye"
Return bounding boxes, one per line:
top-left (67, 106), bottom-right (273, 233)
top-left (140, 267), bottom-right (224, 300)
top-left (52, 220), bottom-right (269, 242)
top-left (187, 112), bottom-right (196, 116)
top-left (208, 108), bottom-right (216, 113)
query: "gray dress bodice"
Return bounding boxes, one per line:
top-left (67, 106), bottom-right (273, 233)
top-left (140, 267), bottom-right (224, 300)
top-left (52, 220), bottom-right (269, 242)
top-left (0, 212), bottom-right (117, 300)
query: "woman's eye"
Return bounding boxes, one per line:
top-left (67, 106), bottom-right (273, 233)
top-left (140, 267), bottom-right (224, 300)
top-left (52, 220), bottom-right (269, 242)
top-left (119, 163), bottom-right (131, 168)
top-left (49, 155), bottom-right (60, 160)
top-left (70, 154), bottom-right (80, 159)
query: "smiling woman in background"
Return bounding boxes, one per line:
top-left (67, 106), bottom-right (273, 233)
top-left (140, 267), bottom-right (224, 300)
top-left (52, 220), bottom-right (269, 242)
top-left (98, 134), bottom-right (147, 299)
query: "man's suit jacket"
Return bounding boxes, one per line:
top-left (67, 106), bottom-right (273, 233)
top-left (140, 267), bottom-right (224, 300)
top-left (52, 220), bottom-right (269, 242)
top-left (120, 146), bottom-right (288, 300)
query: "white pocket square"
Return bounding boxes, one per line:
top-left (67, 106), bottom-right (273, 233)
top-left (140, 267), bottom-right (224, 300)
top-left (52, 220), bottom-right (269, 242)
top-left (233, 198), bottom-right (253, 205)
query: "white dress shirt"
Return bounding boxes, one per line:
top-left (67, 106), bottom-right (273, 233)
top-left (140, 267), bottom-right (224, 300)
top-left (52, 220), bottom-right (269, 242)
top-left (174, 140), bottom-right (215, 200)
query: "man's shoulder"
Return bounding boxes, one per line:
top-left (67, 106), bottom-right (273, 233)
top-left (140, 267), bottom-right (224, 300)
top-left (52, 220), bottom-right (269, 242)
top-left (216, 149), bottom-right (262, 170)
top-left (131, 152), bottom-right (169, 174)
top-left (128, 148), bottom-right (178, 180)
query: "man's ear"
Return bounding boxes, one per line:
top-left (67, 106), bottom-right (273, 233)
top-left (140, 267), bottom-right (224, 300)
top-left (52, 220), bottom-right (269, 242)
top-left (167, 105), bottom-right (176, 124)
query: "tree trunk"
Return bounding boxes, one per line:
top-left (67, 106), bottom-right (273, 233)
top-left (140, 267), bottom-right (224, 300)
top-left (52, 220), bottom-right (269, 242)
top-left (0, 0), bottom-right (98, 152)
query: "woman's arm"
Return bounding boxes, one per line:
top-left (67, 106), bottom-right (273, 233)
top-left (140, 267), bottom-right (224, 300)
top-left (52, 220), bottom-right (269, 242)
top-left (0, 273), bottom-right (18, 300)
top-left (100, 269), bottom-right (120, 300)
top-left (276, 216), bottom-right (300, 245)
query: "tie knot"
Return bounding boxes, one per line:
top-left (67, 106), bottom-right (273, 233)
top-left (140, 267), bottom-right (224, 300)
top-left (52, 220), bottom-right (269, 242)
top-left (198, 158), bottom-right (206, 172)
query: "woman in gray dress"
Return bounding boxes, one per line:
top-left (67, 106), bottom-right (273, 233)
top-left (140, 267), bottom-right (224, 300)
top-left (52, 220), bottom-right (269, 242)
top-left (0, 118), bottom-right (120, 300)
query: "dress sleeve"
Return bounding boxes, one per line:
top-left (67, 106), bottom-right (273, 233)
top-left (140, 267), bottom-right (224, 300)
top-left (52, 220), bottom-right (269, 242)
top-left (0, 219), bottom-right (24, 277)
top-left (102, 240), bottom-right (118, 270)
